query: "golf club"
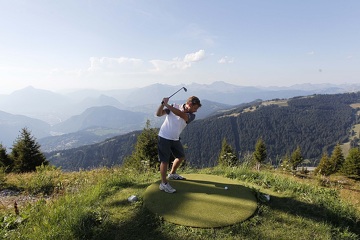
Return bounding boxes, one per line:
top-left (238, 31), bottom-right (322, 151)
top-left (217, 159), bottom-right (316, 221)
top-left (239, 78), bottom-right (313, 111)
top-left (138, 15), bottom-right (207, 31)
top-left (161, 87), bottom-right (187, 104)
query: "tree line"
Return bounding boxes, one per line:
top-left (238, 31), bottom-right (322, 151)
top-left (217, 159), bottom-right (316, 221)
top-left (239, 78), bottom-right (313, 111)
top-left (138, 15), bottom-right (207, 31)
top-left (124, 126), bottom-right (360, 180)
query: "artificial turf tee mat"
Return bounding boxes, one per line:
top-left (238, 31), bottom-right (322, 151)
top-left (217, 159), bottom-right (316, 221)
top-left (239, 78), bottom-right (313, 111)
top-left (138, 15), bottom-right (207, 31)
top-left (143, 174), bottom-right (257, 228)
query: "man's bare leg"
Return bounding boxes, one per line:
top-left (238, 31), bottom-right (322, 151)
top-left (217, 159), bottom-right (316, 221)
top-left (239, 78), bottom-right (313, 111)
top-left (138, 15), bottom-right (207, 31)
top-left (170, 157), bottom-right (184, 174)
top-left (160, 161), bottom-right (168, 183)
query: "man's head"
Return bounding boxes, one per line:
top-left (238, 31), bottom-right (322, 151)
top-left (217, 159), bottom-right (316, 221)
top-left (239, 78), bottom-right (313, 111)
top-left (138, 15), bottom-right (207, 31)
top-left (186, 96), bottom-right (201, 113)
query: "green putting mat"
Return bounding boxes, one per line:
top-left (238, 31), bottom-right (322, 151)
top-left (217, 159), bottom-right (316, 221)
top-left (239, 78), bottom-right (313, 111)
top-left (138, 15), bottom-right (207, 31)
top-left (143, 174), bottom-right (257, 228)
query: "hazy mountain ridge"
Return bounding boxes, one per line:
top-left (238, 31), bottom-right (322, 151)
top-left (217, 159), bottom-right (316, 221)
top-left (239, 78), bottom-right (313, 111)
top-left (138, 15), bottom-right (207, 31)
top-left (1, 82), bottom-right (360, 152)
top-left (0, 110), bottom-right (51, 148)
top-left (51, 105), bottom-right (147, 134)
top-left (45, 92), bottom-right (360, 171)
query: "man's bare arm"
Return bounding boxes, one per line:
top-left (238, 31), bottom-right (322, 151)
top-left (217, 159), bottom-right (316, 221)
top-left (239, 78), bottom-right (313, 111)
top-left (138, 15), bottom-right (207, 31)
top-left (163, 102), bottom-right (189, 122)
top-left (156, 104), bottom-right (166, 117)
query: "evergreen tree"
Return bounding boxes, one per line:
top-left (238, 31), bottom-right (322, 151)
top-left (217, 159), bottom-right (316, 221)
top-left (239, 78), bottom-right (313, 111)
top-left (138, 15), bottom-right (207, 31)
top-left (330, 143), bottom-right (345, 173)
top-left (280, 153), bottom-right (291, 172)
top-left (314, 152), bottom-right (333, 176)
top-left (123, 120), bottom-right (159, 172)
top-left (289, 146), bottom-right (303, 171)
top-left (10, 128), bottom-right (48, 173)
top-left (0, 144), bottom-right (13, 172)
top-left (218, 138), bottom-right (238, 167)
top-left (341, 147), bottom-right (360, 179)
top-left (253, 137), bottom-right (267, 170)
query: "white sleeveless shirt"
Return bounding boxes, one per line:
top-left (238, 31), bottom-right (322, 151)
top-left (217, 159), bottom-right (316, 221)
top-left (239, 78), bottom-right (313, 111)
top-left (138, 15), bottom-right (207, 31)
top-left (158, 103), bottom-right (195, 141)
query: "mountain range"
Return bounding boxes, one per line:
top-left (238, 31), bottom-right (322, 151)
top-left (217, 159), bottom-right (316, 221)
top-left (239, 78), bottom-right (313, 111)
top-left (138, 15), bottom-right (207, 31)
top-left (1, 81), bottom-right (360, 151)
top-left (45, 91), bottom-right (360, 171)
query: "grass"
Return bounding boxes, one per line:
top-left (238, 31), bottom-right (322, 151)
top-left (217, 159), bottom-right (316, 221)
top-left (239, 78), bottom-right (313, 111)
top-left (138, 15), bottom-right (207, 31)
top-left (1, 165), bottom-right (360, 239)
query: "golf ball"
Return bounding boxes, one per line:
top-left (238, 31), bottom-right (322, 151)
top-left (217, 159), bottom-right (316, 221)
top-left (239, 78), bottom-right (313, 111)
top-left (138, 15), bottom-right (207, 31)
top-left (224, 186), bottom-right (228, 190)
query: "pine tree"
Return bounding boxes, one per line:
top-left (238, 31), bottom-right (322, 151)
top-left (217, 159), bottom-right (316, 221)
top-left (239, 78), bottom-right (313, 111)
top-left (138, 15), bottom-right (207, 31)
top-left (280, 153), bottom-right (291, 172)
top-left (218, 138), bottom-right (238, 167)
top-left (330, 143), bottom-right (345, 173)
top-left (253, 138), bottom-right (267, 171)
top-left (0, 144), bottom-right (13, 172)
top-left (10, 128), bottom-right (48, 173)
top-left (314, 152), bottom-right (333, 176)
top-left (123, 120), bottom-right (159, 172)
top-left (341, 147), bottom-right (360, 179)
top-left (289, 146), bottom-right (303, 171)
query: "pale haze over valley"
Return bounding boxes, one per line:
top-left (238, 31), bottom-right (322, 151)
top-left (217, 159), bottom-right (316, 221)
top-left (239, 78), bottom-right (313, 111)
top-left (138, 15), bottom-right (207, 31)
top-left (1, 1), bottom-right (359, 94)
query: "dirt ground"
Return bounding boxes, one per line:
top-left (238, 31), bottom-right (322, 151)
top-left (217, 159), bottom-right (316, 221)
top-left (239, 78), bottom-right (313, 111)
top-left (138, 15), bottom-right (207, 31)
top-left (0, 189), bottom-right (43, 214)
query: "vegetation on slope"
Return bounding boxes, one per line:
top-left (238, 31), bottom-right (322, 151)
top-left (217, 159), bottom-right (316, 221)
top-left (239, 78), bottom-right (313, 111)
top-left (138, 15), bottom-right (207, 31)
top-left (0, 164), bottom-right (359, 240)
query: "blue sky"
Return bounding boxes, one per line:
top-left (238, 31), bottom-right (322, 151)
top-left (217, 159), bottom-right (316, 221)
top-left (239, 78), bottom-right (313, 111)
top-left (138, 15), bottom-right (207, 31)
top-left (1, 0), bottom-right (359, 94)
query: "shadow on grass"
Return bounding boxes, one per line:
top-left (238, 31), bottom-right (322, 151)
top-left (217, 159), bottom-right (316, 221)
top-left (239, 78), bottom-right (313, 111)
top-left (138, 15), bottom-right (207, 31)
top-left (93, 205), bottom-right (170, 240)
top-left (268, 195), bottom-right (360, 235)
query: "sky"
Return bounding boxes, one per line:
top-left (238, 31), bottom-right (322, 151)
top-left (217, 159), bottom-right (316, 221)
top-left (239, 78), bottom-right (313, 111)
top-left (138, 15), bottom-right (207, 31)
top-left (1, 0), bottom-right (359, 94)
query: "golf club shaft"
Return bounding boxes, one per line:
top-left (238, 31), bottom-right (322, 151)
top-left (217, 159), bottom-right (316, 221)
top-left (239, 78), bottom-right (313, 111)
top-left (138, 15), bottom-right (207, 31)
top-left (168, 88), bottom-right (184, 98)
top-left (161, 87), bottom-right (186, 104)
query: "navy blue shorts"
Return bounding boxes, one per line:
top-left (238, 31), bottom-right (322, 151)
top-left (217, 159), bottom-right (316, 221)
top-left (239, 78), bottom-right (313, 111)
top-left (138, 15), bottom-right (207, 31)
top-left (158, 136), bottom-right (185, 163)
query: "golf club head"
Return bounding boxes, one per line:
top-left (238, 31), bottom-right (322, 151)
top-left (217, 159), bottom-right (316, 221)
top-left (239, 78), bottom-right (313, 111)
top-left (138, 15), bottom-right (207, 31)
top-left (183, 87), bottom-right (188, 92)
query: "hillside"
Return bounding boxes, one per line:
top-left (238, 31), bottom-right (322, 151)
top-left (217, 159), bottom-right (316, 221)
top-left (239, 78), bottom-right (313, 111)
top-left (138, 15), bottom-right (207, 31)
top-left (46, 131), bottom-right (141, 170)
top-left (45, 92), bottom-right (360, 171)
top-left (183, 92), bottom-right (360, 167)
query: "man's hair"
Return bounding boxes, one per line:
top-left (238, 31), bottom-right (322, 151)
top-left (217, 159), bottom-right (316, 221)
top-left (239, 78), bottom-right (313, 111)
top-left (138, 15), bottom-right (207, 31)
top-left (187, 96), bottom-right (202, 107)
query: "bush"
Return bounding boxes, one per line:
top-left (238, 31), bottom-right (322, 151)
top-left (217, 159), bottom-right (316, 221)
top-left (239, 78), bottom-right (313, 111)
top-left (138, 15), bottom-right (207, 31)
top-left (26, 165), bottom-right (62, 195)
top-left (0, 167), bottom-right (6, 187)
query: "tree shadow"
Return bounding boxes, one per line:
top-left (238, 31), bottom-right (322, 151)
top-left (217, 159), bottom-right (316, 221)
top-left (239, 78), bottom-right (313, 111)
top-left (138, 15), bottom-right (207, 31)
top-left (267, 194), bottom-right (360, 235)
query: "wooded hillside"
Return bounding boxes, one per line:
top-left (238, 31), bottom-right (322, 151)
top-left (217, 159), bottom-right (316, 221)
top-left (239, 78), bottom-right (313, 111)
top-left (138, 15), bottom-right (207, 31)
top-left (183, 93), bottom-right (359, 167)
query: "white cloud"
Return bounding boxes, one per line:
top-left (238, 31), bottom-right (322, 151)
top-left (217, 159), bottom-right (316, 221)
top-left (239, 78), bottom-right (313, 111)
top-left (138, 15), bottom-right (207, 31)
top-left (149, 60), bottom-right (191, 72)
top-left (307, 51), bottom-right (315, 55)
top-left (86, 51), bottom-right (206, 75)
top-left (218, 56), bottom-right (234, 64)
top-left (87, 57), bottom-right (143, 72)
top-left (184, 49), bottom-right (206, 62)
top-left (150, 49), bottom-right (206, 72)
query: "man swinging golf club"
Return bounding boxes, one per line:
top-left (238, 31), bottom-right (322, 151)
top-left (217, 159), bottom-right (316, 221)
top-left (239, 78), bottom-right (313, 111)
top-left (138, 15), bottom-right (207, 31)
top-left (156, 90), bottom-right (201, 193)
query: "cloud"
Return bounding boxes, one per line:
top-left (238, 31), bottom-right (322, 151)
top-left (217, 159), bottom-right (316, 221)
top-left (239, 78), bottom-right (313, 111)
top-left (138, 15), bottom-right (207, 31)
top-left (87, 57), bottom-right (143, 72)
top-left (184, 49), bottom-right (206, 62)
top-left (218, 56), bottom-right (234, 64)
top-left (149, 59), bottom-right (191, 72)
top-left (150, 49), bottom-right (206, 72)
top-left (307, 51), bottom-right (315, 55)
top-left (85, 50), bottom-right (206, 75)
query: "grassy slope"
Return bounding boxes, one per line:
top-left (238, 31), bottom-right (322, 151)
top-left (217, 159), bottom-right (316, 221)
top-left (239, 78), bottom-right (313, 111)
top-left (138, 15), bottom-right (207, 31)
top-left (1, 166), bottom-right (360, 240)
top-left (341, 123), bottom-right (360, 158)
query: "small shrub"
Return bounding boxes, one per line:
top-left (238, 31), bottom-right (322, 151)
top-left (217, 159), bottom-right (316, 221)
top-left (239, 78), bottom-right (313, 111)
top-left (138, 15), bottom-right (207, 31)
top-left (26, 165), bottom-right (62, 195)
